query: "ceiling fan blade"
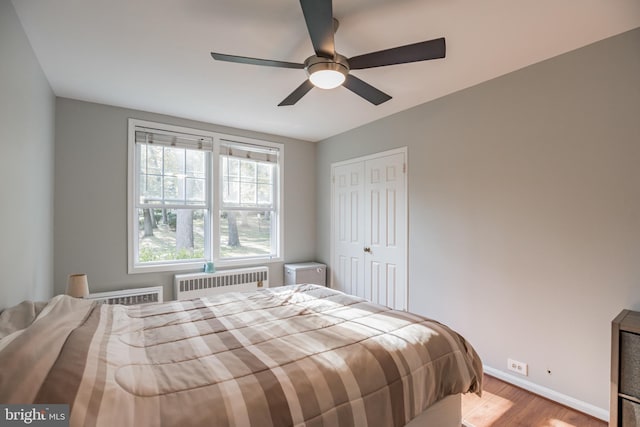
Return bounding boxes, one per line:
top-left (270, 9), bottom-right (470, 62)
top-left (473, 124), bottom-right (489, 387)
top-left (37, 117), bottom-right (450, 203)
top-left (299, 0), bottom-right (335, 58)
top-left (211, 52), bottom-right (304, 69)
top-left (348, 37), bottom-right (446, 70)
top-left (343, 75), bottom-right (391, 105)
top-left (278, 80), bottom-right (314, 106)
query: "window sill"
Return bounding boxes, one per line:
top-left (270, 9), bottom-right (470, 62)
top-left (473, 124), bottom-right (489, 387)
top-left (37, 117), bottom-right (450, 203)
top-left (128, 260), bottom-right (206, 275)
top-left (129, 256), bottom-right (283, 275)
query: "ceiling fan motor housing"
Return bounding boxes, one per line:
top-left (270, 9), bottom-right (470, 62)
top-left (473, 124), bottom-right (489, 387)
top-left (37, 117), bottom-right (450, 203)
top-left (305, 54), bottom-right (350, 80)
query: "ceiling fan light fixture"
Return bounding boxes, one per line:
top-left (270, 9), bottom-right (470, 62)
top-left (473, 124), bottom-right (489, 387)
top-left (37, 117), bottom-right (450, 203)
top-left (309, 68), bottom-right (345, 89)
top-left (305, 55), bottom-right (349, 89)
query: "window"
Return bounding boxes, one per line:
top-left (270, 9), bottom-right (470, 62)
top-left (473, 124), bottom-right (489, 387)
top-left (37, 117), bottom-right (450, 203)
top-left (128, 119), bottom-right (282, 273)
top-left (219, 142), bottom-right (278, 261)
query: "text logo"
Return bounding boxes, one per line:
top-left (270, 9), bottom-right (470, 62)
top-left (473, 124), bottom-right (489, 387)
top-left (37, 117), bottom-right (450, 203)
top-left (0, 405), bottom-right (68, 427)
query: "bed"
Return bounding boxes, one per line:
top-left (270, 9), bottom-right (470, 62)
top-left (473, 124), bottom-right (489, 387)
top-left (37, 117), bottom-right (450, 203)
top-left (0, 284), bottom-right (482, 426)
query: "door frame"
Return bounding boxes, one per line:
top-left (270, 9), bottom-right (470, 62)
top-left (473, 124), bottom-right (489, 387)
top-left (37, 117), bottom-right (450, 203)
top-left (329, 147), bottom-right (409, 308)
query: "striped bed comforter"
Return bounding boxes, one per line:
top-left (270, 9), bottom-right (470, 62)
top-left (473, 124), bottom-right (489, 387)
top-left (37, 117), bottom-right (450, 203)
top-left (0, 284), bottom-right (482, 426)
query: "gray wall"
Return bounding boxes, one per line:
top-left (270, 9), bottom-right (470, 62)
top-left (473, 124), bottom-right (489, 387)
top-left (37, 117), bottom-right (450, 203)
top-left (316, 28), bottom-right (640, 412)
top-left (0, 1), bottom-right (55, 309)
top-left (54, 98), bottom-right (316, 300)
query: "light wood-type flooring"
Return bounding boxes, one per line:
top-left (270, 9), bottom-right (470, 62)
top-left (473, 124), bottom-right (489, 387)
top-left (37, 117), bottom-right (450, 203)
top-left (461, 375), bottom-right (607, 427)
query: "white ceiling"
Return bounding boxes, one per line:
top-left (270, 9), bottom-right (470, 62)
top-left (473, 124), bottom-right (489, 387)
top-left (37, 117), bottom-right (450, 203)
top-left (12, 0), bottom-right (640, 142)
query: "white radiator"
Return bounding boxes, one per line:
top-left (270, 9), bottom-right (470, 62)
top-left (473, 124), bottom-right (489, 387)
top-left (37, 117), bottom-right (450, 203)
top-left (174, 266), bottom-right (269, 301)
top-left (85, 285), bottom-right (163, 305)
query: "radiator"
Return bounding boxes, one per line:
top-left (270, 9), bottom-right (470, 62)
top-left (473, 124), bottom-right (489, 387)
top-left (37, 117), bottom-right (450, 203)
top-left (174, 266), bottom-right (269, 301)
top-left (85, 285), bottom-right (163, 305)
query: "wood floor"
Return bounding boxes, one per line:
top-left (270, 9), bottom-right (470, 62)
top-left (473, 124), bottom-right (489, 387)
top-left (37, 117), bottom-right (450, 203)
top-left (461, 375), bottom-right (607, 427)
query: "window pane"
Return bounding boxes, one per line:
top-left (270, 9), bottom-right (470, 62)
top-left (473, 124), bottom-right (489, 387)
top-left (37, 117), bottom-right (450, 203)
top-left (145, 145), bottom-right (163, 175)
top-left (140, 174), bottom-right (162, 204)
top-left (223, 179), bottom-right (239, 204)
top-left (240, 160), bottom-right (256, 182)
top-left (219, 210), bottom-right (272, 259)
top-left (227, 158), bottom-right (239, 177)
top-left (186, 150), bottom-right (205, 178)
top-left (257, 163), bottom-right (272, 183)
top-left (186, 177), bottom-right (205, 203)
top-left (164, 147), bottom-right (185, 177)
top-left (139, 145), bottom-right (147, 174)
top-left (163, 175), bottom-right (183, 202)
top-left (240, 182), bottom-right (256, 205)
top-left (137, 208), bottom-right (206, 263)
top-left (257, 184), bottom-right (272, 205)
top-left (221, 156), bottom-right (228, 177)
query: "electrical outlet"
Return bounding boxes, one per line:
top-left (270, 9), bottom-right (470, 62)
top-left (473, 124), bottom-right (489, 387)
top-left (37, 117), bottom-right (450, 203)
top-left (508, 358), bottom-right (528, 376)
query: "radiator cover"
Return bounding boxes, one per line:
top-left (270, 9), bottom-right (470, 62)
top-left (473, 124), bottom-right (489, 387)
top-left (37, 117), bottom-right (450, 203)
top-left (85, 285), bottom-right (163, 305)
top-left (174, 266), bottom-right (269, 300)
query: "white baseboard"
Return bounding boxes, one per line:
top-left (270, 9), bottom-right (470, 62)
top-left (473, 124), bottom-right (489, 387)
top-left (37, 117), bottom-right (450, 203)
top-left (483, 366), bottom-right (609, 422)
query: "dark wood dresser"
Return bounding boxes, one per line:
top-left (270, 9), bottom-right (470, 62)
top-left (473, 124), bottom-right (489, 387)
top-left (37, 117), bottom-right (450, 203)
top-left (612, 309), bottom-right (640, 426)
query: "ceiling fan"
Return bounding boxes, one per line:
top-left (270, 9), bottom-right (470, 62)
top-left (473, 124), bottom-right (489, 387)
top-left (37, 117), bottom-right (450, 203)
top-left (210, 0), bottom-right (446, 106)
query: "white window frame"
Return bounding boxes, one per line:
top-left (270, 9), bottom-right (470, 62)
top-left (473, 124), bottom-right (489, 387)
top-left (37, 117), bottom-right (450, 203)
top-left (128, 119), bottom-right (284, 274)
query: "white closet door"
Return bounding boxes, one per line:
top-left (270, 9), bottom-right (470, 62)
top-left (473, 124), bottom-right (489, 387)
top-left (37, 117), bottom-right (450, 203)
top-left (333, 161), bottom-right (365, 297)
top-left (363, 152), bottom-right (406, 310)
top-left (331, 149), bottom-right (407, 311)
